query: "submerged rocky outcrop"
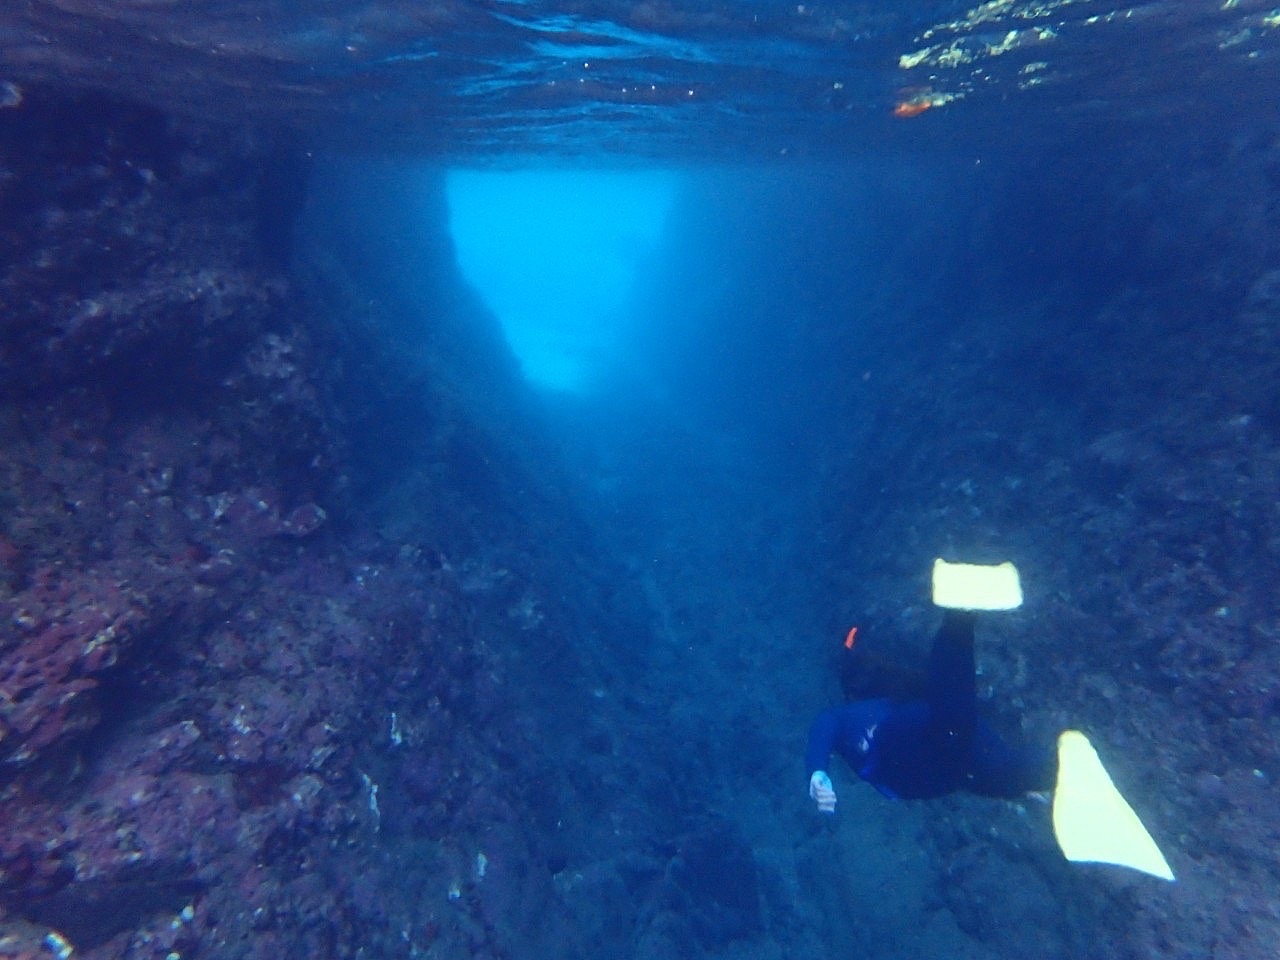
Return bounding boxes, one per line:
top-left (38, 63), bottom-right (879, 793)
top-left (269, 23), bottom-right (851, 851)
top-left (0, 87), bottom-right (646, 960)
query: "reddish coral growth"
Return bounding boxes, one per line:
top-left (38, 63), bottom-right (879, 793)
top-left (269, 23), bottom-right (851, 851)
top-left (1, 569), bottom-right (143, 765)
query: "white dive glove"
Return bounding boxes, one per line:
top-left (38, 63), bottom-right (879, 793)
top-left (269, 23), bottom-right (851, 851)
top-left (809, 770), bottom-right (837, 813)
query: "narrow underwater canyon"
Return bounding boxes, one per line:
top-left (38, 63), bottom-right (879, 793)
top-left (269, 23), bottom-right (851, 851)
top-left (2, 85), bottom-right (1279, 960)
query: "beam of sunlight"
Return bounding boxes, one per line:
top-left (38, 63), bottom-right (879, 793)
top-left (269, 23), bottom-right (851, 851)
top-left (446, 168), bottom-right (675, 393)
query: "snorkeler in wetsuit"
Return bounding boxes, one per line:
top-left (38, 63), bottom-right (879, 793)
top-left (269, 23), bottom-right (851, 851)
top-left (806, 608), bottom-right (1054, 806)
top-left (805, 559), bottom-right (1177, 882)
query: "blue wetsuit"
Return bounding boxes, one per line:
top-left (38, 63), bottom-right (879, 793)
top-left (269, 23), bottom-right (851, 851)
top-left (806, 611), bottom-right (1054, 800)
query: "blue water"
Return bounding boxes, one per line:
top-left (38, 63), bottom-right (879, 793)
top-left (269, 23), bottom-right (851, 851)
top-left (3, 2), bottom-right (1280, 960)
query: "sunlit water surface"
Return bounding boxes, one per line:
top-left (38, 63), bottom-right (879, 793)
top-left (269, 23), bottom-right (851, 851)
top-left (3, 0), bottom-right (1277, 158)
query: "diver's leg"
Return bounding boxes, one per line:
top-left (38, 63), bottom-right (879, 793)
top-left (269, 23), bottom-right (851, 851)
top-left (926, 610), bottom-right (977, 777)
top-left (969, 724), bottom-right (1056, 797)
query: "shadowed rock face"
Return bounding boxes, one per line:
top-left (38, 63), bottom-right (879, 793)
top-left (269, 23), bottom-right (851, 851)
top-left (0, 88), bottom-right (621, 960)
top-left (669, 820), bottom-right (763, 947)
top-left (0, 94), bottom-right (270, 404)
top-left (20, 865), bottom-right (203, 950)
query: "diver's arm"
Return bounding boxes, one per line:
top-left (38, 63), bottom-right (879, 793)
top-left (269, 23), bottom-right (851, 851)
top-left (806, 708), bottom-right (841, 775)
top-left (806, 709), bottom-right (842, 813)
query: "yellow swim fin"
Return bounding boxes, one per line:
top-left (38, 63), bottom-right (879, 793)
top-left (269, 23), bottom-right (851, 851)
top-left (1052, 730), bottom-right (1175, 881)
top-left (931, 559), bottom-right (1023, 611)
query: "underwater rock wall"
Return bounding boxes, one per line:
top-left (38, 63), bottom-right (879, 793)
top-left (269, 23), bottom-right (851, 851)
top-left (0, 89), bottom-right (369, 959)
top-left (618, 131), bottom-right (1280, 960)
top-left (806, 133), bottom-right (1280, 960)
top-left (0, 89), bottom-right (640, 960)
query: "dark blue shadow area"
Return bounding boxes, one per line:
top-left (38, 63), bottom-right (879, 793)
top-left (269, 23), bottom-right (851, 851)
top-left (594, 158), bottom-right (990, 488)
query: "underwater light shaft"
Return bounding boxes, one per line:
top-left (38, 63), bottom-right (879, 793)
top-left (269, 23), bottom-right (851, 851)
top-left (446, 168), bottom-right (676, 392)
